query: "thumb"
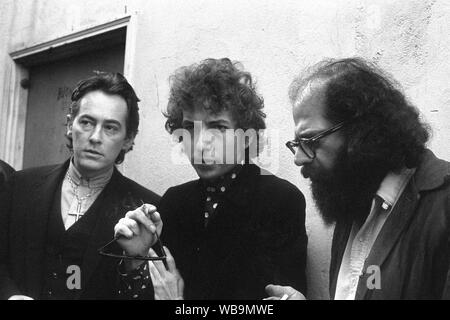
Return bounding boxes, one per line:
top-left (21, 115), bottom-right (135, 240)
top-left (265, 284), bottom-right (306, 300)
top-left (265, 284), bottom-right (287, 297)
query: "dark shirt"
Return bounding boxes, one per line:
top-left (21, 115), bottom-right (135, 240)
top-left (160, 164), bottom-right (308, 299)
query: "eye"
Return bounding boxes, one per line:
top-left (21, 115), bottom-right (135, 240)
top-left (305, 139), bottom-right (320, 150)
top-left (104, 124), bottom-right (119, 134)
top-left (214, 125), bottom-right (228, 132)
top-left (79, 119), bottom-right (94, 129)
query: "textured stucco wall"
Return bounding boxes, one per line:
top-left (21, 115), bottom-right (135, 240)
top-left (1, 0), bottom-right (449, 299)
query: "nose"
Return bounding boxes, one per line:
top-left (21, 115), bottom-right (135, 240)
top-left (89, 125), bottom-right (103, 144)
top-left (294, 148), bottom-right (313, 167)
top-left (192, 127), bottom-right (211, 162)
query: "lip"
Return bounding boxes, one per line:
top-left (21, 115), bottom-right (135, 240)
top-left (194, 163), bottom-right (217, 171)
top-left (201, 158), bottom-right (217, 164)
top-left (191, 157), bottom-right (217, 165)
top-left (84, 149), bottom-right (103, 156)
top-left (301, 166), bottom-right (310, 178)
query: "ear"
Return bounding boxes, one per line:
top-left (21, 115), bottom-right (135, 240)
top-left (66, 123), bottom-right (73, 137)
top-left (122, 135), bottom-right (135, 152)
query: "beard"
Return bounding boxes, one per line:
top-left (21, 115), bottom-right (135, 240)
top-left (306, 146), bottom-right (388, 226)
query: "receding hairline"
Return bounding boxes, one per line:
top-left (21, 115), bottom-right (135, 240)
top-left (290, 77), bottom-right (331, 109)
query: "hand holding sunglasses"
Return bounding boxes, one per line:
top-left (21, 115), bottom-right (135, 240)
top-left (98, 199), bottom-right (166, 265)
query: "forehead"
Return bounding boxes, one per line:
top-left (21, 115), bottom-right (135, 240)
top-left (292, 81), bottom-right (331, 134)
top-left (182, 105), bottom-right (235, 123)
top-left (77, 90), bottom-right (128, 124)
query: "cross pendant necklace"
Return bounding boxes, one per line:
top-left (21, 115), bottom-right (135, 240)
top-left (66, 172), bottom-right (101, 222)
top-left (68, 199), bottom-right (84, 222)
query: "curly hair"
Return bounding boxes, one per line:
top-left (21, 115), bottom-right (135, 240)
top-left (66, 72), bottom-right (140, 164)
top-left (289, 57), bottom-right (430, 171)
top-left (164, 58), bottom-right (266, 133)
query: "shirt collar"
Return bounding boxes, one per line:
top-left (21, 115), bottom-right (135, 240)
top-left (67, 158), bottom-right (114, 188)
top-left (376, 167), bottom-right (416, 210)
top-left (202, 165), bottom-right (244, 194)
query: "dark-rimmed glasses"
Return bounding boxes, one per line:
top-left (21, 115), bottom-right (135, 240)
top-left (285, 121), bottom-right (347, 159)
top-left (98, 198), bottom-right (166, 261)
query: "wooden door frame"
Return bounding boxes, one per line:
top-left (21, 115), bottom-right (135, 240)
top-left (3, 15), bottom-right (136, 169)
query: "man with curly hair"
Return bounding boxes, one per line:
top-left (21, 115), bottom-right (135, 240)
top-left (148, 58), bottom-right (307, 300)
top-left (266, 57), bottom-right (450, 300)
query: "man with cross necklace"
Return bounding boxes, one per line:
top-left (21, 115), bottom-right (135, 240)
top-left (0, 72), bottom-right (161, 300)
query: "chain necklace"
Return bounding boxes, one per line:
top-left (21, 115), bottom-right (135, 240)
top-left (65, 172), bottom-right (102, 221)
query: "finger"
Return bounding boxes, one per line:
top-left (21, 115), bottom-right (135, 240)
top-left (141, 204), bottom-right (158, 225)
top-left (121, 217), bottom-right (140, 236)
top-left (142, 203), bottom-right (157, 212)
top-left (126, 207), bottom-right (155, 234)
top-left (163, 246), bottom-right (177, 273)
top-left (178, 273), bottom-right (185, 299)
top-left (8, 295), bottom-right (34, 300)
top-left (263, 297), bottom-right (280, 300)
top-left (143, 208), bottom-right (162, 234)
top-left (148, 261), bottom-right (163, 284)
top-left (147, 209), bottom-right (162, 225)
top-left (114, 223), bottom-right (133, 239)
top-left (141, 203), bottom-right (157, 217)
top-left (141, 204), bottom-right (162, 230)
top-left (265, 284), bottom-right (305, 300)
top-left (148, 248), bottom-right (167, 275)
top-left (265, 284), bottom-right (291, 297)
top-left (114, 218), bottom-right (136, 237)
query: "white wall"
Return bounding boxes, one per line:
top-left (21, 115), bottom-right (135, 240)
top-left (1, 0), bottom-right (449, 299)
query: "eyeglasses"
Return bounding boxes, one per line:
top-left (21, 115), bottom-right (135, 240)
top-left (98, 197), bottom-right (167, 261)
top-left (285, 121), bottom-right (346, 159)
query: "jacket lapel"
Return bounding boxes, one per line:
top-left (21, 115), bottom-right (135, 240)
top-left (76, 169), bottom-right (125, 298)
top-left (356, 182), bottom-right (419, 299)
top-left (356, 150), bottom-right (448, 299)
top-left (25, 162), bottom-right (69, 298)
top-left (328, 150), bottom-right (449, 300)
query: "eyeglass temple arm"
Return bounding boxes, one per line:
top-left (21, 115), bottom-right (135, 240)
top-left (117, 198), bottom-right (166, 257)
top-left (136, 198), bottom-right (167, 258)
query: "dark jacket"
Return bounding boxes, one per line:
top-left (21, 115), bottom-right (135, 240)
top-left (0, 159), bottom-right (14, 188)
top-left (330, 150), bottom-right (450, 299)
top-left (0, 160), bottom-right (160, 300)
top-left (159, 164), bottom-right (308, 299)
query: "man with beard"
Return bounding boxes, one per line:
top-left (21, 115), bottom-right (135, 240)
top-left (266, 57), bottom-right (450, 300)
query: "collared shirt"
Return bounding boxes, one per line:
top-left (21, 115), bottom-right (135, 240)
top-left (61, 160), bottom-right (113, 230)
top-left (334, 168), bottom-right (415, 300)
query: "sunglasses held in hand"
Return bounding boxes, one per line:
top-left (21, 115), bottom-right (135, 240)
top-left (98, 197), bottom-right (166, 261)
